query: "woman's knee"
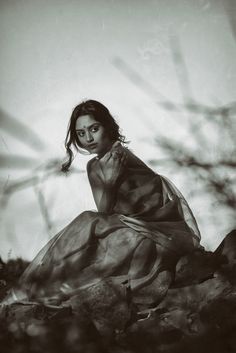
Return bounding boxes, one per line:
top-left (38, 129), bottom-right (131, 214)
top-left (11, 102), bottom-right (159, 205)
top-left (75, 210), bottom-right (97, 221)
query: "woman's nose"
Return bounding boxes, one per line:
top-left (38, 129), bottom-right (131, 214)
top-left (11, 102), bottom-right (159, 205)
top-left (86, 131), bottom-right (94, 142)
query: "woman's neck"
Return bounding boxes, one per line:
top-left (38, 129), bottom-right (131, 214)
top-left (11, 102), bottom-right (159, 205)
top-left (96, 140), bottom-right (118, 159)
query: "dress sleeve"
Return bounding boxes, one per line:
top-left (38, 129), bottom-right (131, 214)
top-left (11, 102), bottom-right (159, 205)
top-left (160, 175), bottom-right (201, 241)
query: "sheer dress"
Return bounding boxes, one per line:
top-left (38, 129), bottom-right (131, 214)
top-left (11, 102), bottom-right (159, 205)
top-left (8, 145), bottom-right (201, 309)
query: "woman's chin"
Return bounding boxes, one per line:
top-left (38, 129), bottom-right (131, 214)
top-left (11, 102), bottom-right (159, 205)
top-left (86, 146), bottom-right (99, 155)
top-left (90, 148), bottom-right (100, 155)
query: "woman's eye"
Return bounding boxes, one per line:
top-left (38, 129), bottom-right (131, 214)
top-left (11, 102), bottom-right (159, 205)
top-left (91, 126), bottom-right (99, 133)
top-left (77, 131), bottom-right (85, 137)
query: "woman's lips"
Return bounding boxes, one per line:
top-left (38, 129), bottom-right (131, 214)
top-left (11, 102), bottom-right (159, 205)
top-left (87, 143), bottom-right (98, 149)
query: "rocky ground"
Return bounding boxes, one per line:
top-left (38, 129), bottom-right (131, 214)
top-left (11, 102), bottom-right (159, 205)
top-left (0, 230), bottom-right (236, 353)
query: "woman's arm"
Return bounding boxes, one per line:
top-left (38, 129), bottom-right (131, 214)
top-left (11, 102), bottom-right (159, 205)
top-left (98, 143), bottom-right (127, 213)
top-left (88, 143), bottom-right (127, 214)
top-left (97, 183), bottom-right (117, 214)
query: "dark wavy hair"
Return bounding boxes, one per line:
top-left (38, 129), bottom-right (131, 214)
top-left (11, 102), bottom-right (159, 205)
top-left (61, 100), bottom-right (127, 172)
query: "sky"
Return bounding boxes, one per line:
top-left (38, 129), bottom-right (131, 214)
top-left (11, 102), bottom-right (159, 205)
top-left (0, 0), bottom-right (235, 260)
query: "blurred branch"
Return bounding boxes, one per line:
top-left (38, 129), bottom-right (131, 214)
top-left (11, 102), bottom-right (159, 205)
top-left (0, 157), bottom-right (85, 244)
top-left (0, 158), bottom-right (84, 204)
top-left (34, 183), bottom-right (53, 238)
top-left (0, 154), bottom-right (40, 169)
top-left (0, 108), bottom-right (46, 152)
top-left (223, 0), bottom-right (236, 42)
top-left (169, 35), bottom-right (194, 103)
top-left (113, 54), bottom-right (236, 227)
top-left (151, 134), bottom-right (236, 209)
top-left (112, 56), bottom-right (236, 117)
top-left (112, 57), bottom-right (168, 102)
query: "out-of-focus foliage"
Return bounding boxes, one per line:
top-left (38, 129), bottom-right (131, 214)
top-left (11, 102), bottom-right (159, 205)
top-left (0, 105), bottom-right (86, 240)
top-left (150, 100), bottom-right (236, 211)
top-left (114, 47), bottom-right (236, 237)
top-left (0, 257), bottom-right (29, 301)
top-left (1, 230), bottom-right (236, 353)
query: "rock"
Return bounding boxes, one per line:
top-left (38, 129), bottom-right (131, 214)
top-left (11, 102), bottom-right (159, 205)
top-left (1, 230), bottom-right (236, 353)
top-left (214, 230), bottom-right (236, 269)
top-left (0, 301), bottom-right (73, 322)
top-left (69, 278), bottom-right (132, 338)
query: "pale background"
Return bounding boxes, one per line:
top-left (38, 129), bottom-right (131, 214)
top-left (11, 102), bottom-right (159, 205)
top-left (0, 0), bottom-right (235, 260)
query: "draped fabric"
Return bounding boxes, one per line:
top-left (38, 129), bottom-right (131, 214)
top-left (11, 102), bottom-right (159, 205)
top-left (7, 146), bottom-right (202, 309)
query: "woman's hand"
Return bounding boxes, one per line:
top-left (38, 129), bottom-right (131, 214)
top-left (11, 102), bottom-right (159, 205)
top-left (99, 142), bottom-right (127, 187)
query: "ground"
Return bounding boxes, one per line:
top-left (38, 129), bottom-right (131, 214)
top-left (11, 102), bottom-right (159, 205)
top-left (0, 230), bottom-right (236, 353)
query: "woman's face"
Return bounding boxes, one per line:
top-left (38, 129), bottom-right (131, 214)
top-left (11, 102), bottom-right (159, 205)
top-left (75, 115), bottom-right (113, 156)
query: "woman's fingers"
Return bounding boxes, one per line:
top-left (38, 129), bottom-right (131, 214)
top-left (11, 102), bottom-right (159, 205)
top-left (101, 146), bottom-right (127, 179)
top-left (119, 150), bottom-right (127, 164)
top-left (112, 152), bottom-right (124, 164)
top-left (112, 149), bottom-right (122, 159)
top-left (121, 151), bottom-right (127, 164)
top-left (100, 151), bottom-right (112, 163)
top-left (114, 151), bottom-right (127, 174)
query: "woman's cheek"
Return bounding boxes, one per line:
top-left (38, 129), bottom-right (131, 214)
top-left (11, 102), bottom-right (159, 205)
top-left (79, 138), bottom-right (85, 148)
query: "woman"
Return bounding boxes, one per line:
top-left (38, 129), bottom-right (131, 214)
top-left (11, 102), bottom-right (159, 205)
top-left (6, 100), bottom-right (201, 312)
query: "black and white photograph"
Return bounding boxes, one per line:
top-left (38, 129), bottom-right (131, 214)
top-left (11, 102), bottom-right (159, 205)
top-left (0, 0), bottom-right (236, 352)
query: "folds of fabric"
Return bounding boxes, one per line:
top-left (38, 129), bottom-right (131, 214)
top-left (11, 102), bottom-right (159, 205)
top-left (11, 146), bottom-right (201, 309)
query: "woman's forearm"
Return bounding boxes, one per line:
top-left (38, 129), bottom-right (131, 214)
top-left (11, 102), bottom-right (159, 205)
top-left (98, 184), bottom-right (117, 214)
